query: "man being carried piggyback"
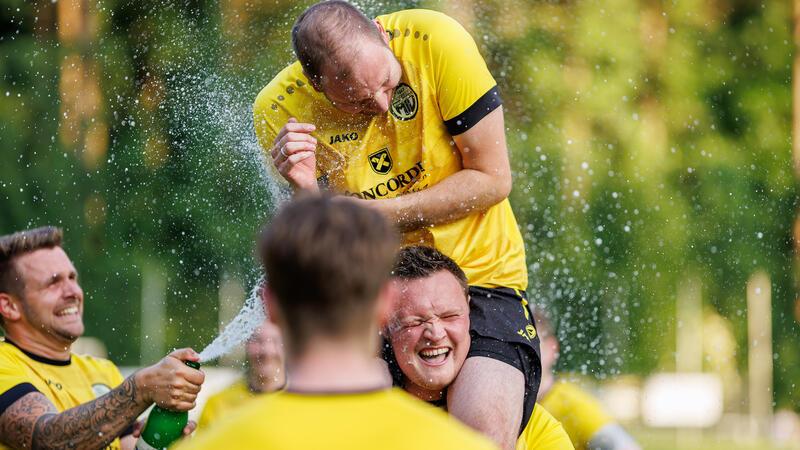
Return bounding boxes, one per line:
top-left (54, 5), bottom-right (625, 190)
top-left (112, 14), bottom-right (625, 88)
top-left (254, 2), bottom-right (539, 447)
top-left (386, 245), bottom-right (573, 450)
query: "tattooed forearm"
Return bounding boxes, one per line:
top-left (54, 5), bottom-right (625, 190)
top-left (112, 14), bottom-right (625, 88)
top-left (0, 377), bottom-right (147, 450)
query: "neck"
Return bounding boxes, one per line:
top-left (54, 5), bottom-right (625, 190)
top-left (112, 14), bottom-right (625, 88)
top-left (286, 338), bottom-right (389, 393)
top-left (403, 378), bottom-right (445, 402)
top-left (4, 327), bottom-right (72, 361)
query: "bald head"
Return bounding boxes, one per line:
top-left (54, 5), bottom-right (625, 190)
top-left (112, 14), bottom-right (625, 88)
top-left (292, 1), bottom-right (386, 86)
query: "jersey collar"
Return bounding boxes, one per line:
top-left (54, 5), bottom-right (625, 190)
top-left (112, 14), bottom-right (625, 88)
top-left (3, 338), bottom-right (72, 366)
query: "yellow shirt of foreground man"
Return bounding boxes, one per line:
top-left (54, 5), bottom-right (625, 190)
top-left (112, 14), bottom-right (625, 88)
top-left (253, 9), bottom-right (528, 290)
top-left (517, 403), bottom-right (574, 450)
top-left (540, 381), bottom-right (614, 450)
top-left (0, 340), bottom-right (126, 450)
top-left (174, 388), bottom-right (497, 450)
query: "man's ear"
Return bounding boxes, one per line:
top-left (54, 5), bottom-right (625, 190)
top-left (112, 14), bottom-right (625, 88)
top-left (0, 292), bottom-right (22, 323)
top-left (373, 19), bottom-right (390, 45)
top-left (301, 70), bottom-right (324, 92)
top-left (375, 280), bottom-right (399, 329)
top-left (260, 285), bottom-right (283, 327)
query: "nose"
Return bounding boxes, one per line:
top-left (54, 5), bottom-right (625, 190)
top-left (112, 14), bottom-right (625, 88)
top-left (422, 319), bottom-right (446, 342)
top-left (63, 279), bottom-right (83, 301)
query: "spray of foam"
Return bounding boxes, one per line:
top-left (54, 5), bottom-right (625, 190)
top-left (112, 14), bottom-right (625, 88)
top-left (199, 279), bottom-right (267, 362)
top-left (168, 74), bottom-right (289, 362)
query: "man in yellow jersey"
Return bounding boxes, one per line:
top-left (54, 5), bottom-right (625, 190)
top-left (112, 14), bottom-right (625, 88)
top-left (385, 246), bottom-right (572, 450)
top-left (0, 227), bottom-right (205, 450)
top-left (197, 319), bottom-right (284, 429)
top-left (534, 310), bottom-right (641, 450)
top-left (254, 3), bottom-right (538, 447)
top-left (174, 195), bottom-right (497, 450)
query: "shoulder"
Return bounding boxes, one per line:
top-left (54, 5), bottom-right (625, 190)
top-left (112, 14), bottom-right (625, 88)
top-left (254, 62), bottom-right (309, 114)
top-left (0, 342), bottom-right (24, 366)
top-left (378, 9), bottom-right (465, 32)
top-left (381, 390), bottom-right (496, 449)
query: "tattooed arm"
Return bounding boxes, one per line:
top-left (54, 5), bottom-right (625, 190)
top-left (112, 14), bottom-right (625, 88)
top-left (0, 376), bottom-right (145, 449)
top-left (0, 348), bottom-right (203, 450)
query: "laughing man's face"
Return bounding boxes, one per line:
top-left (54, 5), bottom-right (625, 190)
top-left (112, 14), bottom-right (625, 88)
top-left (389, 271), bottom-right (470, 396)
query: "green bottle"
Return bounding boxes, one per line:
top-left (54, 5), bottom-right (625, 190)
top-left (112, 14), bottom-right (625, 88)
top-left (135, 361), bottom-right (200, 450)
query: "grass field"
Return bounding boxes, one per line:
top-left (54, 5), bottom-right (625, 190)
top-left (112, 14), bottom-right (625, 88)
top-left (631, 428), bottom-right (799, 450)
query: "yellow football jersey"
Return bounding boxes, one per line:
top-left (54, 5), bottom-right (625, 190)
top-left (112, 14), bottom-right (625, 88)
top-left (173, 388), bottom-right (497, 450)
top-left (197, 379), bottom-right (258, 430)
top-left (540, 381), bottom-right (614, 450)
top-left (253, 9), bottom-right (528, 290)
top-left (0, 339), bottom-right (126, 450)
top-left (517, 403), bottom-right (574, 450)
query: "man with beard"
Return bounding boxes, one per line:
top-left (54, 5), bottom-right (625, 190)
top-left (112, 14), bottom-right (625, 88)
top-left (0, 227), bottom-right (204, 450)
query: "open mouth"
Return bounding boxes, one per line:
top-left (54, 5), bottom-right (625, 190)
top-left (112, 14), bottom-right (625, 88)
top-left (55, 306), bottom-right (80, 317)
top-left (418, 347), bottom-right (451, 366)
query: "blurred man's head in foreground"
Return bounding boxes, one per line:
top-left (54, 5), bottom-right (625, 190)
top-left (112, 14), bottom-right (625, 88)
top-left (387, 246), bottom-right (471, 400)
top-left (258, 195), bottom-right (399, 358)
top-left (0, 227), bottom-right (85, 345)
top-left (292, 0), bottom-right (403, 115)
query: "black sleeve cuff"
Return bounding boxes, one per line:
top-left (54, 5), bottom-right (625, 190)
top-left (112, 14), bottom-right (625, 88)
top-left (443, 86), bottom-right (502, 136)
top-left (0, 383), bottom-right (39, 416)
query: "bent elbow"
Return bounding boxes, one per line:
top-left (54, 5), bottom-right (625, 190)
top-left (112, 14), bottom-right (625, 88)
top-left (493, 175), bottom-right (512, 203)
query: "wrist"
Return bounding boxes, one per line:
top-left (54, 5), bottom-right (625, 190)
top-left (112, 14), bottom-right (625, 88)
top-left (131, 369), bottom-right (153, 406)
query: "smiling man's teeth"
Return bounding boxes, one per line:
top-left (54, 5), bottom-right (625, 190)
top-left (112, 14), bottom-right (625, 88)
top-left (419, 348), bottom-right (449, 357)
top-left (56, 306), bottom-right (78, 316)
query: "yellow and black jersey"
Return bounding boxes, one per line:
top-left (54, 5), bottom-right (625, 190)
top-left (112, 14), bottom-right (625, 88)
top-left (254, 9), bottom-right (527, 290)
top-left (0, 339), bottom-right (127, 450)
top-left (517, 403), bottom-right (574, 450)
top-left (174, 388), bottom-right (497, 450)
top-left (540, 381), bottom-right (614, 450)
top-left (197, 379), bottom-right (258, 430)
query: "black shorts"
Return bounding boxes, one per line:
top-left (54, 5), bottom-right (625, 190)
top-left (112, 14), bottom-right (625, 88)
top-left (467, 286), bottom-right (541, 435)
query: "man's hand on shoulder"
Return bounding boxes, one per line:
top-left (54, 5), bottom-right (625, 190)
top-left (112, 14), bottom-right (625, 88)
top-left (270, 118), bottom-right (319, 193)
top-left (134, 348), bottom-right (205, 411)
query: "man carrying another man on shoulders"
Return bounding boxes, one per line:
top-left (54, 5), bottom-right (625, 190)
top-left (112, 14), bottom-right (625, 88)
top-left (254, 2), bottom-right (539, 447)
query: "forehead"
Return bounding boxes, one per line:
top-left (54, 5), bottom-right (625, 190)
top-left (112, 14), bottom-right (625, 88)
top-left (14, 247), bottom-right (75, 280)
top-left (395, 271), bottom-right (467, 315)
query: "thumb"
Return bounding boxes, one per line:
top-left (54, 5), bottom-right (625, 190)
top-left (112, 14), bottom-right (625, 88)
top-left (169, 348), bottom-right (200, 362)
top-left (288, 117), bottom-right (298, 123)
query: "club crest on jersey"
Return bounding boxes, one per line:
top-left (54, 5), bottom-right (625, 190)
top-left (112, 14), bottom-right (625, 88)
top-left (390, 83), bottom-right (418, 121)
top-left (368, 148), bottom-right (393, 175)
top-left (329, 132), bottom-right (359, 145)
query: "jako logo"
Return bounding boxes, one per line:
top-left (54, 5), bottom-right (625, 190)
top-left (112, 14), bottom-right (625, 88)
top-left (329, 132), bottom-right (359, 145)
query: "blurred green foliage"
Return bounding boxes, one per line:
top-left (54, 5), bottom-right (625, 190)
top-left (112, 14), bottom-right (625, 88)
top-left (0, 0), bottom-right (797, 411)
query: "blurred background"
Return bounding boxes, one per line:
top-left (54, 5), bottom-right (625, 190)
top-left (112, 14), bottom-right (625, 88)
top-left (0, 0), bottom-right (798, 448)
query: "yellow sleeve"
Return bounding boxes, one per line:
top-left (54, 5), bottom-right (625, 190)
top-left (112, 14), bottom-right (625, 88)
top-left (427, 12), bottom-right (500, 135)
top-left (0, 349), bottom-right (39, 416)
top-left (542, 382), bottom-right (613, 449)
top-left (519, 404), bottom-right (574, 450)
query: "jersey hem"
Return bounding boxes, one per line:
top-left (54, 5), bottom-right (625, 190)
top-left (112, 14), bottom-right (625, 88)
top-left (444, 85), bottom-right (502, 135)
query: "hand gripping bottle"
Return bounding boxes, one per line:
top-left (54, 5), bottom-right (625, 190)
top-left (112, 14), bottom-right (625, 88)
top-left (135, 361), bottom-right (200, 450)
